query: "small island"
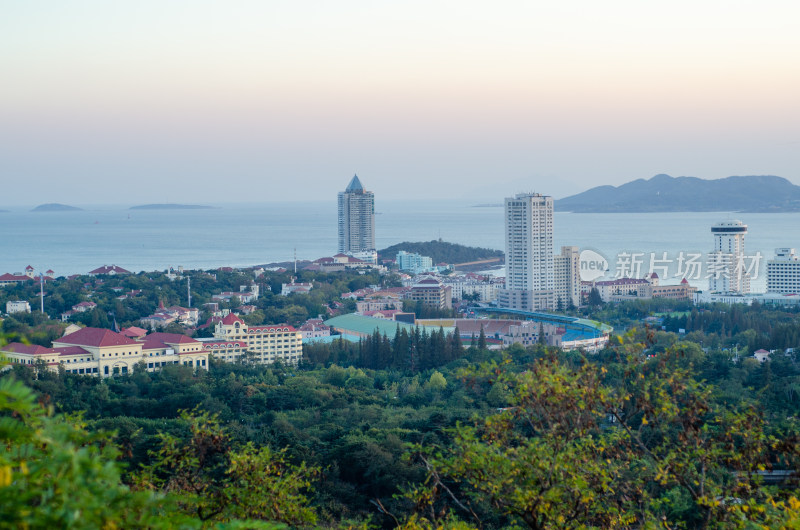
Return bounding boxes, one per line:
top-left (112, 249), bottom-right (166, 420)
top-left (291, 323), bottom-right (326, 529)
top-left (129, 204), bottom-right (214, 210)
top-left (31, 203), bottom-right (83, 212)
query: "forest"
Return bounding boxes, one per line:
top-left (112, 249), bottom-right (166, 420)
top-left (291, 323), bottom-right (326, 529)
top-left (377, 241), bottom-right (503, 266)
top-left (3, 317), bottom-right (800, 528)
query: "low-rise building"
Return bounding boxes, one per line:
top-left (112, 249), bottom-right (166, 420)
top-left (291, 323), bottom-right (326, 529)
top-left (198, 313), bottom-right (303, 365)
top-left (298, 318), bottom-right (331, 340)
top-left (502, 320), bottom-right (562, 348)
top-left (0, 327), bottom-right (209, 376)
top-left (281, 281), bottom-right (313, 296)
top-left (651, 278), bottom-right (698, 300)
top-left (406, 277), bottom-right (452, 310)
top-left (6, 300), bottom-right (31, 314)
top-left (693, 291), bottom-right (800, 306)
top-left (753, 349), bottom-right (771, 362)
top-left (396, 251), bottom-right (434, 274)
top-left (0, 273), bottom-right (33, 287)
top-left (443, 277), bottom-right (501, 303)
top-left (72, 301), bottom-right (98, 313)
top-left (305, 254), bottom-right (386, 273)
top-left (213, 289), bottom-right (258, 304)
top-left (355, 297), bottom-right (404, 312)
top-left (88, 265), bottom-right (131, 276)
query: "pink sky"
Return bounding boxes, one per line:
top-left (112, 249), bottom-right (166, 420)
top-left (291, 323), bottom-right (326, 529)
top-left (1, 0), bottom-right (798, 204)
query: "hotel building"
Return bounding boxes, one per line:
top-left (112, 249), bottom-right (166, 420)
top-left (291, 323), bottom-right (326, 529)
top-left (498, 193), bottom-right (555, 311)
top-left (200, 313), bottom-right (303, 365)
top-left (767, 248), bottom-right (800, 294)
top-left (707, 220), bottom-right (750, 294)
top-left (338, 175), bottom-right (375, 255)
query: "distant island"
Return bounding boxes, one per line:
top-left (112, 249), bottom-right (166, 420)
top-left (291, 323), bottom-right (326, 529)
top-left (31, 203), bottom-right (83, 212)
top-left (378, 240), bottom-right (503, 267)
top-left (130, 204), bottom-right (214, 210)
top-left (555, 174), bottom-right (800, 213)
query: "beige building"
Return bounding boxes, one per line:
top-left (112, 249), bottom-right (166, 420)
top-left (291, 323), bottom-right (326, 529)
top-left (406, 277), bottom-right (453, 310)
top-left (553, 246), bottom-right (581, 309)
top-left (0, 327), bottom-right (209, 376)
top-left (201, 313), bottom-right (303, 365)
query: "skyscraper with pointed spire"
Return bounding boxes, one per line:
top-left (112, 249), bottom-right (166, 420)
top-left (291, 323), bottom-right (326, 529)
top-left (338, 174), bottom-right (375, 254)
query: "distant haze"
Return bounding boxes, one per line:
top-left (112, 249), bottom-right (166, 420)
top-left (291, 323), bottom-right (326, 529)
top-left (1, 1), bottom-right (798, 205)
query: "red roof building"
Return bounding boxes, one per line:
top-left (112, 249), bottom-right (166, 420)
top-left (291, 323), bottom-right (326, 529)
top-left (88, 265), bottom-right (131, 276)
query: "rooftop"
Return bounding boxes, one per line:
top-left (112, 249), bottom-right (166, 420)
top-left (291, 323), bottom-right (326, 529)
top-left (345, 174), bottom-right (365, 193)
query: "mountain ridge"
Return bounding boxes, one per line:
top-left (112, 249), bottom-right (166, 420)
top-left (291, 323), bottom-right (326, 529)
top-left (555, 174), bottom-right (800, 213)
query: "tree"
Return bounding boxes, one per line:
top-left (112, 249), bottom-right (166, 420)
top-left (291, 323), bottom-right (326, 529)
top-left (478, 328), bottom-right (487, 351)
top-left (588, 287), bottom-right (603, 306)
top-left (0, 375), bottom-right (194, 529)
top-left (403, 348), bottom-right (800, 529)
top-left (135, 409), bottom-right (318, 527)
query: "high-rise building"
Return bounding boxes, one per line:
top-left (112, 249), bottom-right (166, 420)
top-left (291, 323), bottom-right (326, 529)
top-left (708, 220), bottom-right (750, 293)
top-left (497, 193), bottom-right (554, 311)
top-left (554, 245), bottom-right (581, 309)
top-left (338, 175), bottom-right (375, 254)
top-left (767, 248), bottom-right (800, 294)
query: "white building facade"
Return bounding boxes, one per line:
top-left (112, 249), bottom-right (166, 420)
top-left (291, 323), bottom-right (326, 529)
top-left (767, 248), bottom-right (800, 294)
top-left (396, 251), bottom-right (433, 274)
top-left (6, 300), bottom-right (31, 314)
top-left (708, 220), bottom-right (750, 294)
top-left (498, 193), bottom-right (555, 311)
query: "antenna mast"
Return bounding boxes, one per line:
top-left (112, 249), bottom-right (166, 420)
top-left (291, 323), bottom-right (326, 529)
top-left (187, 276), bottom-right (192, 307)
top-left (294, 248), bottom-right (297, 274)
top-left (39, 273), bottom-right (44, 314)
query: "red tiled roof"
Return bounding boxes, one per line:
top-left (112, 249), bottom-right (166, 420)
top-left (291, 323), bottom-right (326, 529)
top-left (56, 327), bottom-right (138, 347)
top-left (2, 343), bottom-right (58, 355)
top-left (88, 265), bottom-right (131, 275)
top-left (141, 332), bottom-right (201, 350)
top-left (0, 273), bottom-right (31, 282)
top-left (57, 346), bottom-right (90, 356)
top-left (221, 313), bottom-right (245, 325)
top-left (121, 326), bottom-right (148, 338)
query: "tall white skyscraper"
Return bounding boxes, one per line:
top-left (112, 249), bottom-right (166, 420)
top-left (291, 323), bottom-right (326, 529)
top-left (708, 220), bottom-right (750, 293)
top-left (338, 175), bottom-right (375, 254)
top-left (498, 193), bottom-right (555, 311)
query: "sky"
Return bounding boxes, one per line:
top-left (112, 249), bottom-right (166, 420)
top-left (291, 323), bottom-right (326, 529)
top-left (1, 0), bottom-right (799, 205)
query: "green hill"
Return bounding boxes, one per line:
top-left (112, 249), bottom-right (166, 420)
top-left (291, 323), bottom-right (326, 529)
top-left (378, 240), bottom-right (502, 265)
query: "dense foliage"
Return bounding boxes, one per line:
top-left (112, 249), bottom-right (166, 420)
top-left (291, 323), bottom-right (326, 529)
top-left (4, 317), bottom-right (800, 528)
top-left (0, 268), bottom-right (399, 340)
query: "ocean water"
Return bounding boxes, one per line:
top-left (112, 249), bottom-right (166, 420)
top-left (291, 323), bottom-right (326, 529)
top-left (1, 200), bottom-right (798, 291)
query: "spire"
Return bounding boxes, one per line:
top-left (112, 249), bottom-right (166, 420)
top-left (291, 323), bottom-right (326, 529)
top-left (345, 174), bottom-right (365, 193)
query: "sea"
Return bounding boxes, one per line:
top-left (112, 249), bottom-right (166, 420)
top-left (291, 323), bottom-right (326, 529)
top-left (2, 200), bottom-right (798, 292)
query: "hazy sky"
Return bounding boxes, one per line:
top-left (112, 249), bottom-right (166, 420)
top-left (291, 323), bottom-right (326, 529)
top-left (2, 0), bottom-right (798, 205)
